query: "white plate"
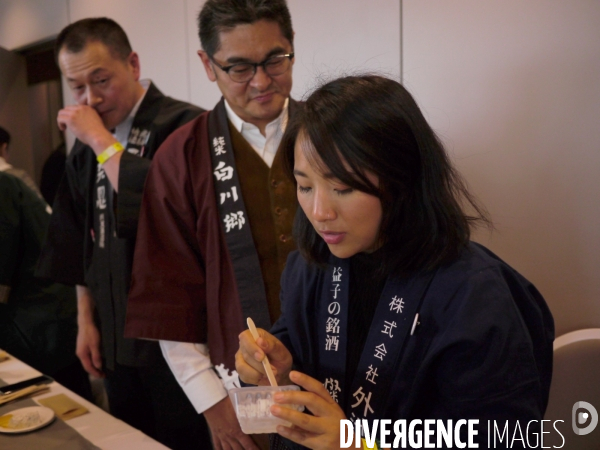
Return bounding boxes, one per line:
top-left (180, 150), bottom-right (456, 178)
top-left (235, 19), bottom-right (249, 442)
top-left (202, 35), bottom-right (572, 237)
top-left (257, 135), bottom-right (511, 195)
top-left (0, 406), bottom-right (55, 434)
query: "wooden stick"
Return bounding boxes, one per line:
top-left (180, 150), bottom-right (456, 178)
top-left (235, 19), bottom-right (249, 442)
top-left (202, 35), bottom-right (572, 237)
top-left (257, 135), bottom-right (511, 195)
top-left (246, 317), bottom-right (278, 387)
top-left (0, 385), bottom-right (50, 406)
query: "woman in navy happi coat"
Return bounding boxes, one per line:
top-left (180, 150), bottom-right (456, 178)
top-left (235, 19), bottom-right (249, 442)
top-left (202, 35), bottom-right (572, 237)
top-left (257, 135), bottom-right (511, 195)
top-left (236, 75), bottom-right (554, 450)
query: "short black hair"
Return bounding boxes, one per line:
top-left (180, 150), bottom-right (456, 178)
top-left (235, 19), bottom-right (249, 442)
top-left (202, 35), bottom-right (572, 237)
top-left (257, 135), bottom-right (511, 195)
top-left (198, 0), bottom-right (293, 58)
top-left (281, 75), bottom-right (491, 276)
top-left (55, 17), bottom-right (133, 61)
top-left (0, 126), bottom-right (10, 146)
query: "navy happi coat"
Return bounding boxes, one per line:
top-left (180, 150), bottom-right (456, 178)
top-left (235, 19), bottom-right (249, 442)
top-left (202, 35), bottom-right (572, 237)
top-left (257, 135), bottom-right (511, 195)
top-left (271, 242), bottom-right (554, 449)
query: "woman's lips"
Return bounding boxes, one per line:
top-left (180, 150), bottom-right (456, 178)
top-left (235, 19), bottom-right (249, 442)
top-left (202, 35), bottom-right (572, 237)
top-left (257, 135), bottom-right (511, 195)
top-left (320, 231), bottom-right (345, 245)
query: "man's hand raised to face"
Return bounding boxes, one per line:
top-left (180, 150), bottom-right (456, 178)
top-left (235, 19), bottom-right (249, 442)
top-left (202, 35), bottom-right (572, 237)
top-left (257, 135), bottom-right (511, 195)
top-left (57, 104), bottom-right (123, 191)
top-left (57, 105), bottom-right (116, 155)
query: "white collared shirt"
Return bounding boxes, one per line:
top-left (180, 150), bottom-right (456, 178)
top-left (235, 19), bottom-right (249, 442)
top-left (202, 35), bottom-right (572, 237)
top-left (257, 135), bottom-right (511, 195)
top-left (113, 79), bottom-right (150, 147)
top-left (159, 340), bottom-right (227, 414)
top-left (103, 80), bottom-right (149, 203)
top-left (224, 98), bottom-right (289, 167)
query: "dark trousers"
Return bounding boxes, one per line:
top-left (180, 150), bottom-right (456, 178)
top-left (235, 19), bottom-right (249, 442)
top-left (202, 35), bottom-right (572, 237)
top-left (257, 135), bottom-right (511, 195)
top-left (53, 359), bottom-right (93, 403)
top-left (104, 354), bottom-right (212, 450)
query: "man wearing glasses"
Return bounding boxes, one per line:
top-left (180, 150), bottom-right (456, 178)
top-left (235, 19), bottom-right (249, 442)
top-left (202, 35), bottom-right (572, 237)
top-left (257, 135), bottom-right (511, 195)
top-left (125, 0), bottom-right (298, 448)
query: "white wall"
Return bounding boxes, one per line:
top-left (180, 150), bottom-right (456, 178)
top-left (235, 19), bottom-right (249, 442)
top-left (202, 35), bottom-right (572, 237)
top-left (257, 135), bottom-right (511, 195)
top-left (0, 0), bottom-right (400, 108)
top-left (186, 0), bottom-right (401, 109)
top-left (1, 0), bottom-right (400, 148)
top-left (68, 0), bottom-right (192, 104)
top-left (1, 0), bottom-right (599, 336)
top-left (403, 0), bottom-right (600, 336)
top-left (0, 0), bottom-right (68, 50)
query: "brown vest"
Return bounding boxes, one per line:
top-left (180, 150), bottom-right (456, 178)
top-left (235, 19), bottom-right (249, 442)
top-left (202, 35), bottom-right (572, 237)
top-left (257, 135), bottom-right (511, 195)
top-left (229, 123), bottom-right (297, 323)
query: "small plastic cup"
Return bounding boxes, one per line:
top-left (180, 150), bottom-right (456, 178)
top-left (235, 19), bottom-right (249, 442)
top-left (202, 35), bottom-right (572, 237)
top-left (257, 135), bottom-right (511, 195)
top-left (228, 385), bottom-right (304, 434)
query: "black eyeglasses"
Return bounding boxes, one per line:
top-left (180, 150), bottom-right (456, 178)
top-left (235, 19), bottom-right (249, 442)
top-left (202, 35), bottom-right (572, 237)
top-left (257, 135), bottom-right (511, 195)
top-left (211, 53), bottom-right (294, 83)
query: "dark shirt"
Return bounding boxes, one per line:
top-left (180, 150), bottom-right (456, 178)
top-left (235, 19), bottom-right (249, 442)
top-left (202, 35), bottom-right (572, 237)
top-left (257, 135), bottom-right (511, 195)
top-left (37, 83), bottom-right (203, 370)
top-left (346, 250), bottom-right (387, 391)
top-left (40, 146), bottom-right (66, 205)
top-left (0, 171), bottom-right (78, 375)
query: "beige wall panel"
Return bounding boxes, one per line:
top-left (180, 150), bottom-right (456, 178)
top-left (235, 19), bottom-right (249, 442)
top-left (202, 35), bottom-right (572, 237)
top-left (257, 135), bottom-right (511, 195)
top-left (403, 0), bottom-right (600, 335)
top-left (0, 47), bottom-right (34, 178)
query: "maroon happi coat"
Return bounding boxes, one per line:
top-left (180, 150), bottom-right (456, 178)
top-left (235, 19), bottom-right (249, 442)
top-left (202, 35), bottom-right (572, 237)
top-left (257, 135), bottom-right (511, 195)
top-left (125, 99), bottom-right (298, 373)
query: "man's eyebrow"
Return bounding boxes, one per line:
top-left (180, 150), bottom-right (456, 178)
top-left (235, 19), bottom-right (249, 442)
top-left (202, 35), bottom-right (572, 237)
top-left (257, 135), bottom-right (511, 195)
top-left (225, 47), bottom-right (289, 64)
top-left (66, 68), bottom-right (108, 83)
top-left (89, 68), bottom-right (109, 77)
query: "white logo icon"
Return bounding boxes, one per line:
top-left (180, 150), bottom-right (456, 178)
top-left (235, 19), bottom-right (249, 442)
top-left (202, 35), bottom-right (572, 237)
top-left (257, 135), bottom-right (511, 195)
top-left (572, 401), bottom-right (598, 436)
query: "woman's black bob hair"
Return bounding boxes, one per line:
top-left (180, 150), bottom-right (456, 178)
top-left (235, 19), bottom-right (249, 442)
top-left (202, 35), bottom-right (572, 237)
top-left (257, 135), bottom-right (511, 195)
top-left (281, 75), bottom-right (490, 276)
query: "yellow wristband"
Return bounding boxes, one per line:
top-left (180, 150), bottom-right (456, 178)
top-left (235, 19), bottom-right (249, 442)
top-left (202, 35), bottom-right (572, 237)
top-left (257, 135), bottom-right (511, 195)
top-left (97, 142), bottom-right (125, 165)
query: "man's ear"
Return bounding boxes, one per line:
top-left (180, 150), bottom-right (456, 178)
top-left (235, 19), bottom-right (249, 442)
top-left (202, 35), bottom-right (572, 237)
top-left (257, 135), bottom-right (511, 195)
top-left (197, 50), bottom-right (217, 82)
top-left (0, 143), bottom-right (7, 159)
top-left (127, 52), bottom-right (141, 81)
